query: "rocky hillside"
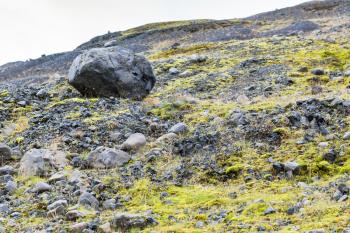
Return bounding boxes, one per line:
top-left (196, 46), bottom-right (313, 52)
top-left (1, 0), bottom-right (350, 232)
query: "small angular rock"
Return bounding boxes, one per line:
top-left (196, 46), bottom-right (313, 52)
top-left (343, 132), bottom-right (350, 140)
top-left (33, 182), bottom-right (52, 193)
top-left (0, 144), bottom-right (12, 164)
top-left (121, 133), bottom-right (146, 151)
top-left (111, 213), bottom-right (156, 231)
top-left (19, 149), bottom-right (67, 177)
top-left (87, 147), bottom-right (130, 169)
top-left (79, 192), bottom-right (99, 209)
top-left (311, 68), bottom-right (325, 75)
top-left (168, 123), bottom-right (188, 134)
top-left (169, 67), bottom-right (179, 75)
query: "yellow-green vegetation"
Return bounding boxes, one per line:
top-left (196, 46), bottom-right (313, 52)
top-left (273, 127), bottom-right (290, 137)
top-left (149, 43), bottom-right (218, 60)
top-left (290, 41), bottom-right (350, 71)
top-left (0, 89), bottom-right (9, 97)
top-left (14, 176), bottom-right (46, 198)
top-left (111, 178), bottom-right (350, 232)
top-left (277, 39), bottom-right (350, 96)
top-left (340, 158), bottom-right (350, 174)
top-left (82, 112), bottom-right (103, 125)
top-left (145, 31), bottom-right (350, 189)
top-left (122, 20), bottom-right (212, 39)
top-left (47, 97), bottom-right (98, 108)
top-left (11, 116), bottom-right (29, 135)
top-left (65, 108), bottom-right (81, 120)
top-left (225, 164), bottom-right (244, 175)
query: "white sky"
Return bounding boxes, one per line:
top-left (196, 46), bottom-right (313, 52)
top-left (0, 0), bottom-right (308, 65)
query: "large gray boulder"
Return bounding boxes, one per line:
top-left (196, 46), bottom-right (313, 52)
top-left (68, 46), bottom-right (156, 99)
top-left (87, 147), bottom-right (131, 169)
top-left (19, 149), bottom-right (67, 177)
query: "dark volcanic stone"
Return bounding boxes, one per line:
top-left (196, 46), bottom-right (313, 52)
top-left (322, 149), bottom-right (337, 163)
top-left (338, 183), bottom-right (349, 195)
top-left (87, 146), bottom-right (131, 169)
top-left (79, 192), bottom-right (99, 209)
top-left (68, 46), bottom-right (156, 99)
top-left (111, 213), bottom-right (156, 231)
top-left (0, 144), bottom-right (12, 165)
top-left (272, 162), bottom-right (284, 173)
top-left (311, 68), bottom-right (325, 76)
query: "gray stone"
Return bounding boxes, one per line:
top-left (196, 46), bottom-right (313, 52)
top-left (333, 190), bottom-right (343, 201)
top-left (32, 182), bottom-right (52, 193)
top-left (344, 69), bottom-right (350, 77)
top-left (195, 221), bottom-right (204, 228)
top-left (48, 199), bottom-right (68, 211)
top-left (343, 132), bottom-right (350, 140)
top-left (19, 149), bottom-right (67, 177)
top-left (168, 123), bottom-right (188, 134)
top-left (79, 192), bottom-right (99, 209)
top-left (330, 75), bottom-right (344, 81)
top-left (48, 172), bottom-right (66, 183)
top-left (311, 68), bottom-right (325, 75)
top-left (323, 149), bottom-right (337, 163)
top-left (284, 161), bottom-right (300, 172)
top-left (338, 183), bottom-right (349, 194)
top-left (298, 67), bottom-right (308, 72)
top-left (66, 210), bottom-right (84, 221)
top-left (87, 147), bottom-right (130, 169)
top-left (104, 40), bottom-right (118, 47)
top-left (0, 175), bottom-right (13, 184)
top-left (102, 199), bottom-right (116, 210)
top-left (82, 229), bottom-right (95, 233)
top-left (69, 222), bottom-right (88, 233)
top-left (189, 54), bottom-right (207, 63)
top-left (68, 46), bottom-right (156, 100)
top-left (0, 204), bottom-right (10, 215)
top-left (273, 162), bottom-right (285, 173)
top-left (264, 207), bottom-right (276, 215)
top-left (17, 101), bottom-right (27, 106)
top-left (0, 144), bottom-right (12, 164)
top-left (318, 142), bottom-right (328, 148)
top-left (121, 133), bottom-right (146, 151)
top-left (287, 206), bottom-right (298, 215)
top-left (276, 76), bottom-right (294, 85)
top-left (98, 222), bottom-right (112, 233)
top-left (338, 195), bottom-right (348, 202)
top-left (297, 182), bottom-right (309, 189)
top-left (169, 67), bottom-right (179, 75)
top-left (111, 213), bottom-right (155, 231)
top-left (47, 205), bottom-right (66, 217)
top-left (156, 133), bottom-right (178, 143)
top-left (110, 132), bottom-right (122, 142)
top-left (5, 180), bottom-right (17, 194)
top-left (0, 165), bottom-right (15, 175)
top-left (36, 89), bottom-right (48, 98)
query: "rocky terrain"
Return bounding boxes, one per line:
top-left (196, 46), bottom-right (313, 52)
top-left (1, 0), bottom-right (350, 232)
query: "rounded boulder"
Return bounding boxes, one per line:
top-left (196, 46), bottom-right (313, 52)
top-left (68, 46), bottom-right (156, 99)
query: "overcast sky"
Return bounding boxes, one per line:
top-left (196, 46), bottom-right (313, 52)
top-left (0, 0), bottom-right (308, 65)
